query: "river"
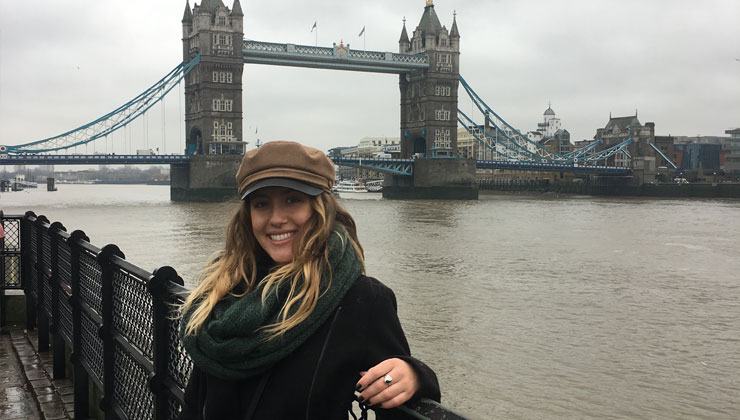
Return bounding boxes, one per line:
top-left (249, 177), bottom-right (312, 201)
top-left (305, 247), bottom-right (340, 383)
top-left (2, 184), bottom-right (739, 419)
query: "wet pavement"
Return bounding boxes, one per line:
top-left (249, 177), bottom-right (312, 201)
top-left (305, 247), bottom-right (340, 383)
top-left (0, 328), bottom-right (73, 419)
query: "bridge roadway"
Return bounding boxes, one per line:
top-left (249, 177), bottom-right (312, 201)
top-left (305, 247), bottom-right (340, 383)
top-left (0, 154), bottom-right (191, 165)
top-left (0, 153), bottom-right (632, 175)
top-left (330, 157), bottom-right (632, 176)
top-left (242, 40), bottom-right (429, 74)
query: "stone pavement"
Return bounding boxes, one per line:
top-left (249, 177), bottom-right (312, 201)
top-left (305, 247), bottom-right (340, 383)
top-left (0, 328), bottom-right (74, 420)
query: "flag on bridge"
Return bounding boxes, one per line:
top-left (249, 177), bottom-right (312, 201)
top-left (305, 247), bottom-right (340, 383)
top-left (358, 26), bottom-right (365, 37)
top-left (311, 21), bottom-right (317, 32)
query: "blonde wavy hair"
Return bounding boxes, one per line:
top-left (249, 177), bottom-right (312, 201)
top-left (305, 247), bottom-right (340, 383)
top-left (181, 191), bottom-right (364, 340)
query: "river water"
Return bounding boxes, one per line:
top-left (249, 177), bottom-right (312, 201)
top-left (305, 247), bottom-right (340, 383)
top-left (2, 185), bottom-right (739, 419)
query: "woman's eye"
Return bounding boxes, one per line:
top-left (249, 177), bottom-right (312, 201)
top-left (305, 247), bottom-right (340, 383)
top-left (286, 196), bottom-right (304, 204)
top-left (251, 200), bottom-right (268, 209)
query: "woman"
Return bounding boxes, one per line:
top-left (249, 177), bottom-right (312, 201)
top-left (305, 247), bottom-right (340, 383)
top-left (179, 141), bottom-right (440, 420)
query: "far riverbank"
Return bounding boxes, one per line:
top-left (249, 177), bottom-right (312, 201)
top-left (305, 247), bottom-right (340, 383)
top-left (479, 179), bottom-right (740, 198)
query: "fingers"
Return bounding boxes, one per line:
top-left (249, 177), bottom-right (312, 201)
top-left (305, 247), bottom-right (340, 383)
top-left (355, 359), bottom-right (393, 391)
top-left (355, 358), bottom-right (420, 409)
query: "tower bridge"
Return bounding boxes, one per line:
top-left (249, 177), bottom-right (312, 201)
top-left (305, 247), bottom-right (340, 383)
top-left (0, 0), bottom-right (651, 201)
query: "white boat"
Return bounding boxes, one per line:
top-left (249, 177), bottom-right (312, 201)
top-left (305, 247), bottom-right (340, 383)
top-left (365, 179), bottom-right (383, 192)
top-left (335, 180), bottom-right (368, 193)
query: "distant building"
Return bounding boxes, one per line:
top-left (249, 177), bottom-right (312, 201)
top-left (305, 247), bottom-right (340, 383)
top-left (333, 137), bottom-right (400, 180)
top-left (722, 128), bottom-right (740, 175)
top-left (674, 143), bottom-right (722, 171)
top-left (537, 129), bottom-right (571, 156)
top-left (457, 126), bottom-right (496, 160)
top-left (593, 114), bottom-right (657, 167)
top-left (537, 104), bottom-right (562, 138)
top-left (331, 146), bottom-right (358, 180)
top-left (356, 137), bottom-right (399, 157)
top-left (574, 139), bottom-right (595, 149)
top-left (653, 135), bottom-right (678, 168)
top-left (555, 129), bottom-right (572, 155)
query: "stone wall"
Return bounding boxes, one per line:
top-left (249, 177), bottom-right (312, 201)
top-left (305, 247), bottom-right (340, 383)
top-left (383, 158), bottom-right (478, 199)
top-left (170, 155), bottom-right (242, 202)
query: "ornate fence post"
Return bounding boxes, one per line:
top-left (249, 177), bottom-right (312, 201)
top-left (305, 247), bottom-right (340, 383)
top-left (0, 210), bottom-right (5, 327)
top-left (49, 221), bottom-right (67, 379)
top-left (36, 215), bottom-right (50, 352)
top-left (22, 211), bottom-right (37, 332)
top-left (97, 244), bottom-right (124, 415)
top-left (68, 230), bottom-right (90, 420)
top-left (148, 266), bottom-right (185, 420)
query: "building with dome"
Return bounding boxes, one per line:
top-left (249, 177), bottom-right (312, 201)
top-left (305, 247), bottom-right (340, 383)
top-left (537, 103), bottom-right (562, 138)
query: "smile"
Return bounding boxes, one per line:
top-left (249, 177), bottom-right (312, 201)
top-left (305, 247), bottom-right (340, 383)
top-left (269, 232), bottom-right (295, 241)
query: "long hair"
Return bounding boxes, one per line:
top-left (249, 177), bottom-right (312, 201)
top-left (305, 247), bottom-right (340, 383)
top-left (180, 191), bottom-right (364, 340)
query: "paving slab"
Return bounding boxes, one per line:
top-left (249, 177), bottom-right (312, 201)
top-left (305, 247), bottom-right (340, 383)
top-left (1, 328), bottom-right (73, 419)
top-left (0, 330), bottom-right (41, 419)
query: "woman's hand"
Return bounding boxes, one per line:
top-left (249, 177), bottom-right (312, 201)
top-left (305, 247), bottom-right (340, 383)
top-left (355, 358), bottom-right (419, 409)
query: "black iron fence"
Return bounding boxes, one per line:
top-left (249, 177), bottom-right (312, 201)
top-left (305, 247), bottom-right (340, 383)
top-left (0, 211), bottom-right (467, 420)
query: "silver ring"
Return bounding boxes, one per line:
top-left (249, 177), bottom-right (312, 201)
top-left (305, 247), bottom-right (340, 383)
top-left (384, 374), bottom-right (393, 385)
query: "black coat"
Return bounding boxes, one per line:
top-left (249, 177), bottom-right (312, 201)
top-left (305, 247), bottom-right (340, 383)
top-left (178, 276), bottom-right (440, 420)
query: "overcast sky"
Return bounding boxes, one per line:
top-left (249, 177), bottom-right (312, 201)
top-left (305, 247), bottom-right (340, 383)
top-left (1, 0), bottom-right (738, 155)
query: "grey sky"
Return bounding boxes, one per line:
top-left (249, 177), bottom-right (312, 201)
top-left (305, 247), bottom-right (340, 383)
top-left (0, 0), bottom-right (738, 154)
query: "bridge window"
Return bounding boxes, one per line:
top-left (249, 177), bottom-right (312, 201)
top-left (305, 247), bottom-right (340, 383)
top-left (434, 109), bottom-right (451, 121)
top-left (435, 129), bottom-right (451, 143)
top-left (435, 85), bottom-right (451, 96)
top-left (218, 16), bottom-right (227, 26)
top-left (212, 99), bottom-right (233, 112)
top-left (189, 68), bottom-right (200, 85)
top-left (212, 71), bottom-right (233, 84)
top-left (436, 53), bottom-right (452, 73)
top-left (213, 34), bottom-right (232, 46)
top-left (213, 34), bottom-right (234, 55)
top-left (213, 121), bottom-right (234, 142)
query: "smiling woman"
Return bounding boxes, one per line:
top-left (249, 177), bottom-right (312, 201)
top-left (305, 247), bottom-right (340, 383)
top-left (178, 141), bottom-right (440, 419)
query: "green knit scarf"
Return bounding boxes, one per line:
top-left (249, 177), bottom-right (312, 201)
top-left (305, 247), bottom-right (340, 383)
top-left (181, 228), bottom-right (363, 380)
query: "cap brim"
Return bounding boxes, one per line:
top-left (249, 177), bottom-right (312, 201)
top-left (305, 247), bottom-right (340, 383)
top-left (241, 177), bottom-right (324, 200)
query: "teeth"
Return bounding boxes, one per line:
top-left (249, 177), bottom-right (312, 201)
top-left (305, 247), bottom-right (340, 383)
top-left (269, 232), bottom-right (294, 241)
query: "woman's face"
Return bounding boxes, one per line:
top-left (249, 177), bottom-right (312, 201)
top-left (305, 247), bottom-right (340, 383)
top-left (249, 186), bottom-right (315, 264)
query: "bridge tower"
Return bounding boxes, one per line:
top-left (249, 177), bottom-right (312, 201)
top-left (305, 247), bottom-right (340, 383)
top-left (182, 0), bottom-right (245, 155)
top-left (399, 0), bottom-right (460, 158)
top-left (173, 0), bottom-right (245, 201)
top-left (385, 1), bottom-right (477, 199)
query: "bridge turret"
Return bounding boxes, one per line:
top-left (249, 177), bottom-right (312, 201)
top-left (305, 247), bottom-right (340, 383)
top-left (182, 1), bottom-right (193, 36)
top-left (449, 12), bottom-right (460, 50)
top-left (231, 0), bottom-right (243, 31)
top-left (399, 19), bottom-right (410, 53)
top-left (399, 0), bottom-right (460, 158)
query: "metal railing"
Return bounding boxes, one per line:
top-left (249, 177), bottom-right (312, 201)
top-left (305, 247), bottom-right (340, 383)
top-left (0, 211), bottom-right (468, 420)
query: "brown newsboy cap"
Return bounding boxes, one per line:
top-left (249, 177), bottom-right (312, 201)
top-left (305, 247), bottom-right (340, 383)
top-left (236, 141), bottom-right (335, 199)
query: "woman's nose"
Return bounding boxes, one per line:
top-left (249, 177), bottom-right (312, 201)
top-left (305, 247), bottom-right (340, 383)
top-left (269, 205), bottom-right (288, 225)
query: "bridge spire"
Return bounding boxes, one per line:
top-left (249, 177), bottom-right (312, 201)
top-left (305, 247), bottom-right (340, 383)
top-left (450, 10), bottom-right (459, 39)
top-left (399, 18), bottom-right (410, 51)
top-left (231, 0), bottom-right (243, 16)
top-left (182, 0), bottom-right (192, 23)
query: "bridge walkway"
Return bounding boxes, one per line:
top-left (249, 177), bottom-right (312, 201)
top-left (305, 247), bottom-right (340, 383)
top-left (1, 326), bottom-right (73, 419)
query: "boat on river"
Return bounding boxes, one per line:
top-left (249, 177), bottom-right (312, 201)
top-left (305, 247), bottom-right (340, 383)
top-left (365, 180), bottom-right (383, 192)
top-left (335, 180), bottom-right (368, 193)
